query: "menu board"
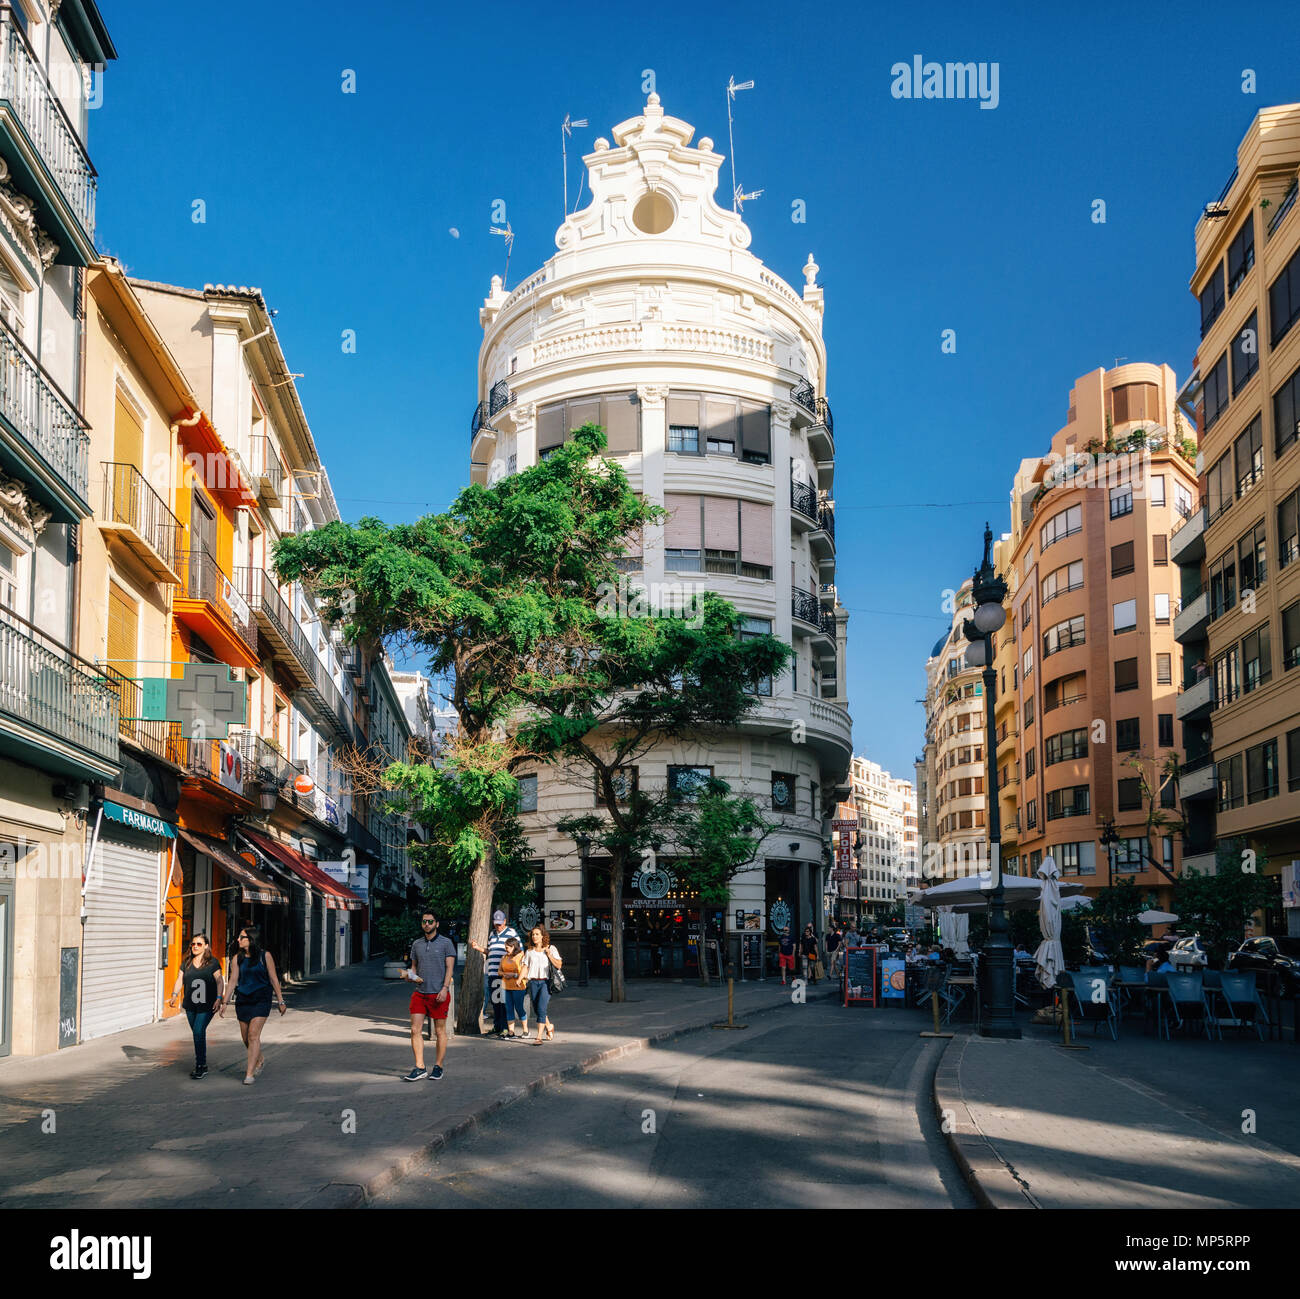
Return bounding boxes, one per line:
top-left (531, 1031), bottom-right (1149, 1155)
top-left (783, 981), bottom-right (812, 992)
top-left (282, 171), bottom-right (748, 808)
top-left (843, 945), bottom-right (879, 1006)
top-left (881, 958), bottom-right (907, 1001)
top-left (741, 932), bottom-right (762, 971)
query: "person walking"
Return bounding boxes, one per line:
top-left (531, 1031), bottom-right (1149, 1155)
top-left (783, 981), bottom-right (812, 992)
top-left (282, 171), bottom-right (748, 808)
top-left (167, 932), bottom-right (225, 1079)
top-left (499, 936), bottom-right (529, 1038)
top-left (520, 925), bottom-right (562, 1043)
top-left (826, 923), bottom-right (844, 980)
top-left (469, 909), bottom-right (518, 1039)
top-left (404, 909), bottom-right (456, 1080)
top-left (777, 925), bottom-right (796, 985)
top-left (220, 925), bottom-right (285, 1085)
top-left (800, 923), bottom-right (822, 985)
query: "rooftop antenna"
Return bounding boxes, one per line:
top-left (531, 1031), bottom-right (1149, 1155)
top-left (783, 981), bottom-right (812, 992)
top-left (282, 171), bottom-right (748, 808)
top-left (734, 185), bottom-right (764, 211)
top-left (490, 221), bottom-right (515, 289)
top-left (561, 113), bottom-right (588, 217)
top-left (726, 76), bottom-right (754, 213)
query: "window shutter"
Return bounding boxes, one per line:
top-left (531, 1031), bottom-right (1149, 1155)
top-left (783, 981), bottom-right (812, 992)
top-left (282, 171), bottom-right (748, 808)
top-left (108, 582), bottom-right (138, 676)
top-left (1112, 386), bottom-right (1129, 423)
top-left (602, 392), bottom-right (639, 454)
top-left (114, 395), bottom-right (144, 470)
top-left (703, 497), bottom-right (739, 550)
top-left (740, 402), bottom-right (771, 461)
top-left (566, 396), bottom-right (601, 434)
top-left (664, 494), bottom-right (701, 549)
top-left (1153, 533), bottom-right (1168, 564)
top-left (668, 393), bottom-right (700, 428)
top-left (703, 398), bottom-right (737, 452)
top-left (538, 403), bottom-right (565, 451)
top-left (740, 500), bottom-right (773, 567)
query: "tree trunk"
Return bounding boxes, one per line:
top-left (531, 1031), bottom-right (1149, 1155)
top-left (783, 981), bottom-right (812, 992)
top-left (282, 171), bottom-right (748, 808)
top-left (698, 915), bottom-right (710, 986)
top-left (456, 841), bottom-right (497, 1035)
top-left (610, 849), bottom-right (625, 1003)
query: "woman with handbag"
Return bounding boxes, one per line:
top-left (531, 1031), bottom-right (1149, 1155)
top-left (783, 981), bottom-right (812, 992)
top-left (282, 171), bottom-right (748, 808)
top-left (520, 925), bottom-right (563, 1043)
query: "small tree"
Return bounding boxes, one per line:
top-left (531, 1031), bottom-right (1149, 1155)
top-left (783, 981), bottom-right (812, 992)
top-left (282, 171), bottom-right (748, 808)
top-left (1118, 749), bottom-right (1184, 884)
top-left (1088, 875), bottom-right (1147, 965)
top-left (1176, 838), bottom-right (1272, 966)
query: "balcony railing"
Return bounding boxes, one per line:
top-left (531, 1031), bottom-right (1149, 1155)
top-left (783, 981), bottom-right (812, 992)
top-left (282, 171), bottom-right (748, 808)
top-left (101, 462), bottom-right (182, 573)
top-left (0, 315), bottom-right (89, 506)
top-left (815, 397), bottom-right (833, 438)
top-left (817, 503), bottom-right (835, 542)
top-left (106, 668), bottom-right (179, 766)
top-left (791, 380), bottom-right (815, 415)
top-left (818, 609), bottom-right (837, 638)
top-left (1267, 179), bottom-right (1297, 241)
top-left (250, 435), bottom-right (285, 501)
top-left (178, 549), bottom-right (258, 652)
top-left (0, 8), bottom-right (96, 241)
top-left (470, 399), bottom-right (492, 441)
top-left (238, 566), bottom-right (314, 681)
top-left (0, 608), bottom-right (118, 764)
top-left (792, 587), bottom-right (820, 626)
top-left (489, 379), bottom-right (515, 417)
top-left (791, 476), bottom-right (817, 522)
top-left (233, 730), bottom-right (307, 803)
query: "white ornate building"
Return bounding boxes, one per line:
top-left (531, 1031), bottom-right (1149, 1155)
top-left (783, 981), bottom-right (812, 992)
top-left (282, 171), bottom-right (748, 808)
top-left (468, 95), bottom-right (853, 976)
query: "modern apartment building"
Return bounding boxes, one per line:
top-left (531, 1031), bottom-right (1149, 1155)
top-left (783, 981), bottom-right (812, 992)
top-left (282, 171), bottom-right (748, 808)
top-left (0, 1), bottom-right (115, 1057)
top-left (1176, 104), bottom-right (1300, 935)
top-left (468, 95), bottom-right (853, 975)
top-left (843, 755), bottom-right (916, 920)
top-left (920, 579), bottom-right (989, 880)
top-left (1008, 365), bottom-right (1196, 907)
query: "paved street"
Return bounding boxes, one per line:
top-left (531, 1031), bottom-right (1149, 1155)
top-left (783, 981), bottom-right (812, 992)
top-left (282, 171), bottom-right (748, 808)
top-left (372, 999), bottom-right (971, 1209)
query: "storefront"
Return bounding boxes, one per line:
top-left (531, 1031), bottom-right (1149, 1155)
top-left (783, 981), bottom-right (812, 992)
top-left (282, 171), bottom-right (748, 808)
top-left (238, 828), bottom-right (365, 978)
top-left (81, 800), bottom-right (176, 1042)
top-left (583, 859), bottom-right (725, 980)
top-left (174, 830), bottom-right (288, 978)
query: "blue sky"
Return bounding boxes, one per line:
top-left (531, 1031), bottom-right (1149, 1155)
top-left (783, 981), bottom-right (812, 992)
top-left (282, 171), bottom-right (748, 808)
top-left (93, 0), bottom-right (1299, 781)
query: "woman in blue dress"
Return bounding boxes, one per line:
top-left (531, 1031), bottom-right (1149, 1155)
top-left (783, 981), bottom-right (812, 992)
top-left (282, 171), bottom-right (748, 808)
top-left (219, 925), bottom-right (285, 1085)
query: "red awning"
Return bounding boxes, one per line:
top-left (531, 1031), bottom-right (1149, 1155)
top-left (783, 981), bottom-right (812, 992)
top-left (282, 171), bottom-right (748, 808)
top-left (177, 829), bottom-right (287, 906)
top-left (239, 827), bottom-right (365, 911)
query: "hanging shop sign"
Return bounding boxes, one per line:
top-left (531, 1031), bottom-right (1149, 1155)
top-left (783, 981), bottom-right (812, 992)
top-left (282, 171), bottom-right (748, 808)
top-left (769, 899), bottom-right (791, 934)
top-left (217, 741), bottom-right (245, 796)
top-left (548, 910), bottom-right (576, 932)
top-left (141, 662), bottom-right (248, 736)
top-left (100, 801), bottom-right (175, 839)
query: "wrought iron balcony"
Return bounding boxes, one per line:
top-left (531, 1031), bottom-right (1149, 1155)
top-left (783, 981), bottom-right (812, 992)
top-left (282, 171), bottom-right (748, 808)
top-left (0, 607), bottom-right (118, 769)
top-left (817, 503), bottom-right (836, 542)
top-left (489, 379), bottom-right (515, 417)
top-left (0, 315), bottom-right (90, 519)
top-left (233, 729), bottom-right (308, 804)
top-left (791, 475), bottom-right (817, 523)
top-left (1268, 179), bottom-right (1298, 241)
top-left (791, 380), bottom-right (815, 415)
top-left (99, 462), bottom-right (182, 582)
top-left (238, 566), bottom-right (315, 689)
top-left (106, 667), bottom-right (179, 766)
top-left (819, 609), bottom-right (837, 637)
top-left (250, 435), bottom-right (285, 505)
top-left (792, 587), bottom-right (820, 626)
top-left (815, 397), bottom-right (833, 438)
top-left (0, 9), bottom-right (97, 251)
top-left (175, 549), bottom-right (258, 664)
top-left (470, 399), bottom-right (492, 441)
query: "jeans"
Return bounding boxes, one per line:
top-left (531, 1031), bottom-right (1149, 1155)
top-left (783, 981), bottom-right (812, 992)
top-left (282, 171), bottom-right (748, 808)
top-left (505, 988), bottom-right (527, 1022)
top-left (185, 1008), bottom-right (213, 1068)
top-left (487, 976), bottom-right (507, 1032)
top-left (528, 979), bottom-right (550, 1025)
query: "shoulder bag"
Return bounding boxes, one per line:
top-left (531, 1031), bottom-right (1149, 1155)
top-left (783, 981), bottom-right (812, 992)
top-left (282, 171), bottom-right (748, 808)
top-left (547, 948), bottom-right (567, 995)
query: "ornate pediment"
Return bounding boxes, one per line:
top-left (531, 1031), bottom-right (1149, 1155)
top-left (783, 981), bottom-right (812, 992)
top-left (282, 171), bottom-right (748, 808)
top-left (0, 159), bottom-right (59, 270)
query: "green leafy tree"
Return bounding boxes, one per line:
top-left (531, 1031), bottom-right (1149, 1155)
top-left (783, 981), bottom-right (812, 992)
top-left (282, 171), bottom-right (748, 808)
top-left (1176, 839), bottom-right (1272, 966)
top-left (274, 426), bottom-right (658, 1032)
top-left (1115, 749), bottom-right (1184, 884)
top-left (536, 592), bottom-right (791, 1002)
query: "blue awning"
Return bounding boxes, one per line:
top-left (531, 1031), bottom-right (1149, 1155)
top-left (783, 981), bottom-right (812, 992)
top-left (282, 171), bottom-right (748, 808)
top-left (101, 801), bottom-right (175, 839)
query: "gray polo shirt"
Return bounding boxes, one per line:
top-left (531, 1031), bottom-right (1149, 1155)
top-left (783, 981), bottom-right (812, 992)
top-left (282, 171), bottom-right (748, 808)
top-left (409, 934), bottom-right (456, 995)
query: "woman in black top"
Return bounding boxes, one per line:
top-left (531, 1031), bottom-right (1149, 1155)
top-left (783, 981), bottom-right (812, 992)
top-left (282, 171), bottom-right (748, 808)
top-left (167, 933), bottom-right (225, 1080)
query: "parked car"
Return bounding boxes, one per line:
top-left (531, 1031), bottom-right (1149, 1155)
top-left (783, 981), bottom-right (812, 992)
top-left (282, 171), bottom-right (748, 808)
top-left (1227, 936), bottom-right (1300, 996)
top-left (885, 928), bottom-right (910, 947)
top-left (1169, 935), bottom-right (1209, 971)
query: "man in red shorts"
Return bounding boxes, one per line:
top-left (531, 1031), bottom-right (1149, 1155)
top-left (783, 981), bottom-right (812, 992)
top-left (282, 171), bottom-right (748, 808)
top-left (404, 909), bottom-right (456, 1081)
top-left (777, 925), bottom-right (796, 985)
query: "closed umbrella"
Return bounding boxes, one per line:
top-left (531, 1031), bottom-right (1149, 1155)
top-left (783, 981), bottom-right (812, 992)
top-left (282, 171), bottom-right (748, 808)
top-left (1033, 855), bottom-right (1065, 989)
top-left (937, 905), bottom-right (971, 957)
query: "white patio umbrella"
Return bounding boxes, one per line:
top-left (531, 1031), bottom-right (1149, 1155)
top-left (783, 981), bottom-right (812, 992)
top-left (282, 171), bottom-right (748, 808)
top-left (1138, 909), bottom-right (1179, 926)
top-left (1033, 855), bottom-right (1065, 989)
top-left (1059, 894), bottom-right (1094, 912)
top-left (915, 874), bottom-right (1085, 912)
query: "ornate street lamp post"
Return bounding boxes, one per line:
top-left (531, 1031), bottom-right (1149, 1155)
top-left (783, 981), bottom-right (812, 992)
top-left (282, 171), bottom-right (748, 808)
top-left (962, 524), bottom-right (1021, 1039)
top-left (575, 833), bottom-right (591, 987)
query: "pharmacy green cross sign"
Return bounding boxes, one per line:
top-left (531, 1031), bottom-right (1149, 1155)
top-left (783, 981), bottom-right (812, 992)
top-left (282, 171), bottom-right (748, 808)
top-left (140, 663), bottom-right (248, 738)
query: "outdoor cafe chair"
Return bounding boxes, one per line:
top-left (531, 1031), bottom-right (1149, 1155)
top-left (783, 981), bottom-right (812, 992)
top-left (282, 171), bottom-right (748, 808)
top-left (1115, 965), bottom-right (1148, 1018)
top-left (1058, 970), bottom-right (1118, 1040)
top-left (1164, 972), bottom-right (1218, 1041)
top-left (1214, 971), bottom-right (1270, 1041)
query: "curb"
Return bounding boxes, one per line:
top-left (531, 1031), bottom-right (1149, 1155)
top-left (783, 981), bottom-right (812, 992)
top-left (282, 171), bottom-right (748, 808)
top-left (931, 1034), bottom-right (1038, 1209)
top-left (300, 983), bottom-right (839, 1208)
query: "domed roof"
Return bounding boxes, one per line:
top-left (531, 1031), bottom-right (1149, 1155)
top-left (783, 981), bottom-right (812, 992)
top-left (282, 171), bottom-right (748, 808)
top-left (930, 633), bottom-right (948, 659)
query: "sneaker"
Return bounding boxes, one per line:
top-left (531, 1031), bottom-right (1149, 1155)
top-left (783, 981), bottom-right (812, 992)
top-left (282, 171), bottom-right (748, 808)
top-left (403, 1067), bottom-right (430, 1082)
top-left (196, 1065), bottom-right (208, 1079)
top-left (189, 1067), bottom-right (202, 1080)
top-left (429, 1065), bottom-right (444, 1080)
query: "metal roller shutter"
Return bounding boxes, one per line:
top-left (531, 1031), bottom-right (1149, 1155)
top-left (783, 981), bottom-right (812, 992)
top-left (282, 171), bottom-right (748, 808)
top-left (82, 828), bottom-right (159, 1040)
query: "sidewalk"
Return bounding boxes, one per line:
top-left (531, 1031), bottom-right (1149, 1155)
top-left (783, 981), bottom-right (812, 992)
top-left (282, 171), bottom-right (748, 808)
top-left (935, 1022), bottom-right (1300, 1209)
top-left (0, 960), bottom-right (833, 1208)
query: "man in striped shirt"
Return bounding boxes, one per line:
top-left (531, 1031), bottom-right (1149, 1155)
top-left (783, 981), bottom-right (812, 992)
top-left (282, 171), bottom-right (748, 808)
top-left (470, 910), bottom-right (518, 1038)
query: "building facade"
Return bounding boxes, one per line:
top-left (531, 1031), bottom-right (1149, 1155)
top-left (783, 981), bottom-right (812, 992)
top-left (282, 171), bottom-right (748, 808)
top-left (1178, 104), bottom-right (1300, 935)
top-left (1008, 364), bottom-right (1196, 907)
top-left (841, 755), bottom-right (916, 921)
top-left (0, 1), bottom-right (116, 1057)
top-left (469, 95), bottom-right (853, 975)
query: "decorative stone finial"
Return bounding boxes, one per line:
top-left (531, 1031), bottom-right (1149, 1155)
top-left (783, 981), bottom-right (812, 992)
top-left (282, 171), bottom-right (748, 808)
top-left (490, 274), bottom-right (502, 293)
top-left (803, 254), bottom-right (819, 288)
top-left (594, 136), bottom-right (609, 151)
top-left (699, 136), bottom-right (714, 152)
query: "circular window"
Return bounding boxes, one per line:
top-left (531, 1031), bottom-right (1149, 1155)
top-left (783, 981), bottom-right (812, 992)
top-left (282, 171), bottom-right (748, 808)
top-left (631, 190), bottom-right (675, 234)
